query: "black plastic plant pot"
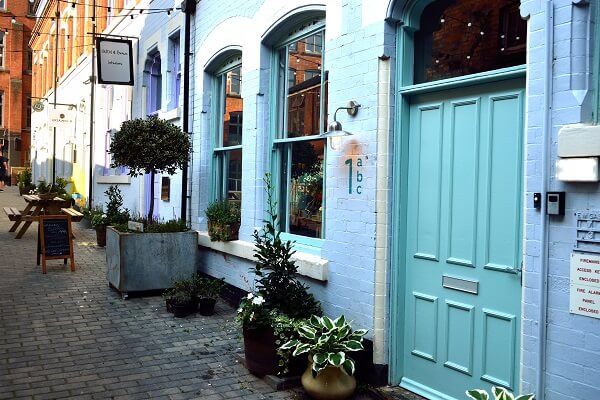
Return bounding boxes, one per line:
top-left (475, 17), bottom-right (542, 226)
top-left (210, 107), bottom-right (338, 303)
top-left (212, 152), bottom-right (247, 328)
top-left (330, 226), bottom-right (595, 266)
top-left (199, 298), bottom-right (216, 316)
top-left (172, 302), bottom-right (192, 318)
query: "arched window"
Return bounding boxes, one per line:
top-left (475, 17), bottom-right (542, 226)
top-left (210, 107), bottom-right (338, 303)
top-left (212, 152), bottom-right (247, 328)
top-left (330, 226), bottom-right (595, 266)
top-left (209, 54), bottom-right (243, 203)
top-left (145, 51), bottom-right (162, 114)
top-left (414, 0), bottom-right (526, 83)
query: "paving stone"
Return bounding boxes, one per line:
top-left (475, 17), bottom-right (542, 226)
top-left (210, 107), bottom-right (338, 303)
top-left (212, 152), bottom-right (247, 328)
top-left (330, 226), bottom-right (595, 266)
top-left (0, 186), bottom-right (405, 400)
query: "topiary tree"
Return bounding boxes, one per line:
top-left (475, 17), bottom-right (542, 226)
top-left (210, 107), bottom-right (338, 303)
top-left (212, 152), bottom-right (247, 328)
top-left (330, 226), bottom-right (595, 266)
top-left (109, 116), bottom-right (191, 220)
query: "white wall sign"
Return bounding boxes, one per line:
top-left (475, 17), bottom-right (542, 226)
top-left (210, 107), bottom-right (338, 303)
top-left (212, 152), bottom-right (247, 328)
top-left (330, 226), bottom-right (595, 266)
top-left (96, 38), bottom-right (134, 85)
top-left (570, 253), bottom-right (600, 318)
top-left (48, 109), bottom-right (75, 129)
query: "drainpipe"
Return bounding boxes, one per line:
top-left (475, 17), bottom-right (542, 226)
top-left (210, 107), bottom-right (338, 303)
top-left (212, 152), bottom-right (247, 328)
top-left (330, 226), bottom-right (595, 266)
top-left (88, 0), bottom-right (97, 208)
top-left (374, 54), bottom-right (391, 366)
top-left (535, 2), bottom-right (553, 399)
top-left (180, 0), bottom-right (195, 223)
top-left (52, 2), bottom-right (59, 187)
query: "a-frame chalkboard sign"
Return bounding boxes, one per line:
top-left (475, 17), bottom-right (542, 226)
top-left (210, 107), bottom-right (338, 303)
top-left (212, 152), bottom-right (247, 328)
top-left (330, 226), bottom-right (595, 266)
top-left (37, 215), bottom-right (75, 274)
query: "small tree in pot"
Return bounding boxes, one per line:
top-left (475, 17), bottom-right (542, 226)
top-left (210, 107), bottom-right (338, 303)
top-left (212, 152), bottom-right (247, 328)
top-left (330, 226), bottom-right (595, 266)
top-left (109, 116), bottom-right (191, 220)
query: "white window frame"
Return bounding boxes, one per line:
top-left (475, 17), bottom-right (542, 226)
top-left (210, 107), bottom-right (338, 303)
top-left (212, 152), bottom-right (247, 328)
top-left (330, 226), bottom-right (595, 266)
top-left (272, 20), bottom-right (327, 246)
top-left (211, 56), bottom-right (243, 202)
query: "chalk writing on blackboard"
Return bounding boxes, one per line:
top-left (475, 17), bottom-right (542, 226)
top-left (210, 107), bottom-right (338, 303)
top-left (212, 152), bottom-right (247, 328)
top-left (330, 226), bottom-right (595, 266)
top-left (38, 215), bottom-right (75, 274)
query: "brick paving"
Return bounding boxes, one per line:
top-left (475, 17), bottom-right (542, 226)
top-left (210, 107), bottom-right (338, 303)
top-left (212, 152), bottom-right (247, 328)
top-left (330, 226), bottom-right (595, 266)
top-left (0, 185), bottom-right (417, 400)
top-left (0, 186), bottom-right (297, 400)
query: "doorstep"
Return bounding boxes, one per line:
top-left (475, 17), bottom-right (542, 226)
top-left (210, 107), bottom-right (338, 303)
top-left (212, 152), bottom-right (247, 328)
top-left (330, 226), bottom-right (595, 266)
top-left (235, 352), bottom-right (426, 400)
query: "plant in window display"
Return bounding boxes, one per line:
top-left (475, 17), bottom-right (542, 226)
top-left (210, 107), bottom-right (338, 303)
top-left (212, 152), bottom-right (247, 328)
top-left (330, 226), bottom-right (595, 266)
top-left (297, 163), bottom-right (323, 218)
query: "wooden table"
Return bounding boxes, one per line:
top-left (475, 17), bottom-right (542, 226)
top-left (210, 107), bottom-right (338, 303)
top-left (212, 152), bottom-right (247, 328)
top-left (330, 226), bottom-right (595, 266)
top-left (8, 194), bottom-right (71, 239)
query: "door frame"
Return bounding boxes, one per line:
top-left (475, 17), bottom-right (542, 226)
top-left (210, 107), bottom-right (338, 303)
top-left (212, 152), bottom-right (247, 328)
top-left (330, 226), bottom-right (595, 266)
top-left (387, 0), bottom-right (527, 386)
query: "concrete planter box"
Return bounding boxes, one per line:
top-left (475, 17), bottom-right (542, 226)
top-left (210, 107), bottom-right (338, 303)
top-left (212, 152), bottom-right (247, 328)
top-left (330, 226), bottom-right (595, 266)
top-left (106, 227), bottom-right (198, 298)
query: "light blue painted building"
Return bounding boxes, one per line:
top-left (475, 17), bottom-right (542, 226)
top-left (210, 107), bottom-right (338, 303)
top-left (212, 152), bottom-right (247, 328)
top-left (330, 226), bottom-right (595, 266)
top-left (178, 0), bottom-right (600, 399)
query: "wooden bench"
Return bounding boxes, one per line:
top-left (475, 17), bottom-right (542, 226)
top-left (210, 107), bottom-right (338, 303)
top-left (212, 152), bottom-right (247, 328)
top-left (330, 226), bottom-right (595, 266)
top-left (60, 208), bottom-right (84, 222)
top-left (3, 207), bottom-right (22, 221)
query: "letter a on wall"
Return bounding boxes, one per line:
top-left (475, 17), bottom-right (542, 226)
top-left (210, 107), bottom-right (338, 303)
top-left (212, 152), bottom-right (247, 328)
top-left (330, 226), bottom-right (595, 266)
top-left (96, 38), bottom-right (134, 85)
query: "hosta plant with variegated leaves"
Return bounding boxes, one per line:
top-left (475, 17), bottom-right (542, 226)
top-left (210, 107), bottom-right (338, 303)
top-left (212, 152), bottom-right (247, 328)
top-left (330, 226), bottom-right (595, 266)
top-left (280, 315), bottom-right (367, 377)
top-left (466, 386), bottom-right (535, 400)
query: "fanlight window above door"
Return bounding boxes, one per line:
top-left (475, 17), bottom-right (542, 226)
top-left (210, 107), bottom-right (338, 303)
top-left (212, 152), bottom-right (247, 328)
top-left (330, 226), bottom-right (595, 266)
top-left (414, 0), bottom-right (526, 84)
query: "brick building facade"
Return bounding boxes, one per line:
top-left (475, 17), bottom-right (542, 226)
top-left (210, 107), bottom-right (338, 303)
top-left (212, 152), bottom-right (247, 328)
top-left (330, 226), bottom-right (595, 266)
top-left (0, 0), bottom-right (35, 171)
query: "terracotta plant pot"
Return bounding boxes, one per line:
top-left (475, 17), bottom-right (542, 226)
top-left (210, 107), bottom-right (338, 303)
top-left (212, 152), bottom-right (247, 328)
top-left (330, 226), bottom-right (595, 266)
top-left (242, 325), bottom-right (278, 377)
top-left (95, 224), bottom-right (107, 247)
top-left (207, 221), bottom-right (240, 241)
top-left (301, 357), bottom-right (357, 400)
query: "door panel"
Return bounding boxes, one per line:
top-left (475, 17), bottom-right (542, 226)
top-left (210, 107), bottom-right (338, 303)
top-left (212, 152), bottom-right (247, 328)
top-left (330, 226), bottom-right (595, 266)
top-left (400, 80), bottom-right (524, 400)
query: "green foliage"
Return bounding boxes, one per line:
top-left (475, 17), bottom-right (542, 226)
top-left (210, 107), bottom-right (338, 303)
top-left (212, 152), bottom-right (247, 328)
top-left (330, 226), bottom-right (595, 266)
top-left (111, 215), bottom-right (189, 233)
top-left (205, 200), bottom-right (240, 241)
top-left (17, 168), bottom-right (33, 188)
top-left (89, 206), bottom-right (108, 227)
top-left (104, 185), bottom-right (129, 225)
top-left (251, 173), bottom-right (321, 320)
top-left (466, 387), bottom-right (534, 400)
top-left (280, 315), bottom-right (367, 377)
top-left (189, 275), bottom-right (226, 299)
top-left (236, 292), bottom-right (272, 328)
top-left (205, 200), bottom-right (240, 224)
top-left (272, 312), bottom-right (306, 376)
top-left (109, 116), bottom-right (191, 220)
top-left (109, 116), bottom-right (191, 177)
top-left (34, 177), bottom-right (70, 200)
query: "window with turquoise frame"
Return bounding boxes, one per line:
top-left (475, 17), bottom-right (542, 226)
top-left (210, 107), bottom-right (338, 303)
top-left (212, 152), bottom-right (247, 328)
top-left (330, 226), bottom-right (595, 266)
top-left (273, 25), bottom-right (327, 239)
top-left (212, 57), bottom-right (243, 204)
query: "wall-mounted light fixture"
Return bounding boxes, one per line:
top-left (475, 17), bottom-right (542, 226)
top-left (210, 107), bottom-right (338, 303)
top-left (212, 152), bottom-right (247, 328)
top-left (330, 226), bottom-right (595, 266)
top-left (320, 100), bottom-right (361, 150)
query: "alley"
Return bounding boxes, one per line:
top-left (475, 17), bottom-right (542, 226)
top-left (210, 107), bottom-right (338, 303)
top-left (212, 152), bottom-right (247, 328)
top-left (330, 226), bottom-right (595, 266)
top-left (0, 186), bottom-right (293, 400)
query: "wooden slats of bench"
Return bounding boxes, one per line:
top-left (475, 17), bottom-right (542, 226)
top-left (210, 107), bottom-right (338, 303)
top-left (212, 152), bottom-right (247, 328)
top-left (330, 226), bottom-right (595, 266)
top-left (3, 207), bottom-right (22, 221)
top-left (61, 208), bottom-right (84, 222)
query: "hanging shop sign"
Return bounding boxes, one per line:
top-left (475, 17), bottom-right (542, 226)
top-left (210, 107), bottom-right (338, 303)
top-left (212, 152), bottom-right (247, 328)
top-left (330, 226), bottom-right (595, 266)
top-left (48, 108), bottom-right (75, 129)
top-left (96, 38), bottom-right (134, 85)
top-left (570, 252), bottom-right (600, 319)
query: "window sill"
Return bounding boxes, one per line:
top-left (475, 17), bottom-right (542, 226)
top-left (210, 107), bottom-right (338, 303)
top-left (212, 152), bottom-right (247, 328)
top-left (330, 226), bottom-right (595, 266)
top-left (97, 175), bottom-right (131, 184)
top-left (158, 107), bottom-right (180, 122)
top-left (197, 232), bottom-right (328, 281)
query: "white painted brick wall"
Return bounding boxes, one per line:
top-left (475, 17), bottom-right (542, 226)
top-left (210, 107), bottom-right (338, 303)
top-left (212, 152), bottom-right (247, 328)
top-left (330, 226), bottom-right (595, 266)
top-left (522, 0), bottom-right (600, 398)
top-left (188, 0), bottom-right (391, 336)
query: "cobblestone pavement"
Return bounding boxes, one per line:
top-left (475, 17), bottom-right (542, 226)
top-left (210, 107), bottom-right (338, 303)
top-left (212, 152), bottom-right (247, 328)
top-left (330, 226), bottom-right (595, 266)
top-left (0, 186), bottom-right (419, 400)
top-left (0, 186), bottom-right (298, 400)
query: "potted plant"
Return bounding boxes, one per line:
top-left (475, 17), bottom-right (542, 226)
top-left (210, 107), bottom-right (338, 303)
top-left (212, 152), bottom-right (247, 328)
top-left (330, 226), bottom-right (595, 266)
top-left (281, 315), bottom-right (367, 400)
top-left (205, 200), bottom-right (240, 241)
top-left (90, 186), bottom-right (129, 247)
top-left (192, 276), bottom-right (226, 316)
top-left (236, 173), bottom-right (321, 377)
top-left (168, 289), bottom-right (195, 318)
top-left (106, 117), bottom-right (196, 299)
top-left (109, 115), bottom-right (191, 220)
top-left (90, 206), bottom-right (109, 247)
top-left (16, 168), bottom-right (34, 195)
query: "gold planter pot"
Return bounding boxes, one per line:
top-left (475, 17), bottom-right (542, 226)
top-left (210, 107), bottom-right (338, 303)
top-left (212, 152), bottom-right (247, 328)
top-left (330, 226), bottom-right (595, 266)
top-left (301, 357), bottom-right (356, 400)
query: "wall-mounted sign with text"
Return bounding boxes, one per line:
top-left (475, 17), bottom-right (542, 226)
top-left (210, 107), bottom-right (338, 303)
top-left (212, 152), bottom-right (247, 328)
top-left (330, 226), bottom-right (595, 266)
top-left (96, 38), bottom-right (134, 85)
top-left (48, 108), bottom-right (75, 129)
top-left (570, 252), bottom-right (600, 319)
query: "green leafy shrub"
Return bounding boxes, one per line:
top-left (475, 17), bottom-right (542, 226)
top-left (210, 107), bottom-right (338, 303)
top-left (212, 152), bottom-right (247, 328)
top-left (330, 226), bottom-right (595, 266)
top-left (17, 168), bottom-right (33, 188)
top-left (251, 173), bottom-right (321, 320)
top-left (466, 387), bottom-right (534, 400)
top-left (205, 200), bottom-right (240, 241)
top-left (109, 116), bottom-right (191, 220)
top-left (281, 315), bottom-right (367, 377)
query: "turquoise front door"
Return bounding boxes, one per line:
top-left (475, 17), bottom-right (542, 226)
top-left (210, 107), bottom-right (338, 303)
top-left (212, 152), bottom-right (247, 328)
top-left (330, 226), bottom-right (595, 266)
top-left (400, 79), bottom-right (524, 400)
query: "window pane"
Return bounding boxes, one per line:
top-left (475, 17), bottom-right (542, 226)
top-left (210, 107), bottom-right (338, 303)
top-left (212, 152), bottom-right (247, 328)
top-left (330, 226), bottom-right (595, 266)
top-left (222, 67), bottom-right (243, 146)
top-left (225, 149), bottom-right (242, 203)
top-left (414, 0), bottom-right (526, 83)
top-left (286, 35), bottom-right (323, 138)
top-left (281, 139), bottom-right (324, 238)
